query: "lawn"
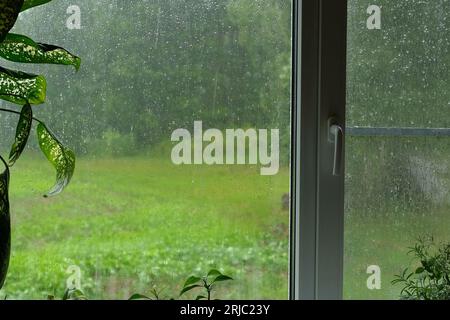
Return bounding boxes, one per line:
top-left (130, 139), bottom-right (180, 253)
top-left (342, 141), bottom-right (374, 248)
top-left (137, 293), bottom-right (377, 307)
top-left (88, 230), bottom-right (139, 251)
top-left (1, 154), bottom-right (290, 299)
top-left (0, 153), bottom-right (449, 300)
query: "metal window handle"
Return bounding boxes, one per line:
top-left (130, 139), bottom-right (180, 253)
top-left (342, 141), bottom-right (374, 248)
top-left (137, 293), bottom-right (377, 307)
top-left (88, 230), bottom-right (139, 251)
top-left (328, 120), bottom-right (344, 176)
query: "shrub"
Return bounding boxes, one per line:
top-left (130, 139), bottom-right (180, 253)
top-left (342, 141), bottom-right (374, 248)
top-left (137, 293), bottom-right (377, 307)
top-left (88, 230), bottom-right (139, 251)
top-left (392, 237), bottom-right (450, 300)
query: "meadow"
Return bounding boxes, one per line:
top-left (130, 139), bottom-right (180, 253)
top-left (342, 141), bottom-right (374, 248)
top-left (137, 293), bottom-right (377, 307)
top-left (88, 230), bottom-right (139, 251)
top-left (0, 152), bottom-right (449, 300)
top-left (1, 154), bottom-right (290, 300)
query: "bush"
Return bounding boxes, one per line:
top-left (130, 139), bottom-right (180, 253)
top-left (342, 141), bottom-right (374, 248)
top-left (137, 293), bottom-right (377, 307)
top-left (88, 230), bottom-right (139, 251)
top-left (392, 237), bottom-right (450, 300)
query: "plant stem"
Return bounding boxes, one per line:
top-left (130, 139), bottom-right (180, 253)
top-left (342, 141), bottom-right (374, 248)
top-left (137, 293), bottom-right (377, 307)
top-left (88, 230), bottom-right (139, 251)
top-left (0, 107), bottom-right (42, 124)
top-left (0, 154), bottom-right (8, 171)
top-left (207, 287), bottom-right (211, 300)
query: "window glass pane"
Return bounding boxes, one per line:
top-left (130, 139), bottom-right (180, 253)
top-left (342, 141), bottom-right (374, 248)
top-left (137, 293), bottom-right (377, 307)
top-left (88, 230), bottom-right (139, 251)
top-left (0, 0), bottom-right (292, 299)
top-left (346, 1), bottom-right (450, 299)
top-left (347, 1), bottom-right (450, 128)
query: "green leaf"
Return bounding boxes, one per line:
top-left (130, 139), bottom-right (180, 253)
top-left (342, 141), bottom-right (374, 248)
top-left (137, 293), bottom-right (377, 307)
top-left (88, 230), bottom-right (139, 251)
top-left (0, 157), bottom-right (10, 290)
top-left (0, 66), bottom-right (46, 105)
top-left (62, 289), bottom-right (69, 300)
top-left (9, 102), bottom-right (32, 166)
top-left (65, 289), bottom-right (87, 300)
top-left (0, 34), bottom-right (81, 70)
top-left (212, 275), bottom-right (233, 284)
top-left (415, 267), bottom-right (425, 274)
top-left (207, 269), bottom-right (222, 277)
top-left (37, 123), bottom-right (75, 197)
top-left (20, 0), bottom-right (51, 12)
top-left (129, 293), bottom-right (152, 300)
top-left (195, 295), bottom-right (207, 300)
top-left (179, 284), bottom-right (201, 296)
top-left (0, 0), bottom-right (24, 42)
top-left (183, 276), bottom-right (201, 288)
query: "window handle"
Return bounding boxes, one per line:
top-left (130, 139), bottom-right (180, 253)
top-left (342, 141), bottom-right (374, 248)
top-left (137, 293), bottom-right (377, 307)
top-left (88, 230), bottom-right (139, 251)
top-left (328, 119), bottom-right (344, 176)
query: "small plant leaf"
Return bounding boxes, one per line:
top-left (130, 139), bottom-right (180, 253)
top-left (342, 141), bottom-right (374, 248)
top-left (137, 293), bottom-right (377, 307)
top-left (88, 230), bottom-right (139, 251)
top-left (207, 269), bottom-right (222, 277)
top-left (179, 284), bottom-right (201, 296)
top-left (0, 34), bottom-right (81, 70)
top-left (196, 295), bottom-right (207, 300)
top-left (9, 102), bottom-right (32, 166)
top-left (129, 293), bottom-right (152, 300)
top-left (65, 289), bottom-right (87, 300)
top-left (62, 289), bottom-right (69, 300)
top-left (37, 123), bottom-right (75, 197)
top-left (0, 157), bottom-right (10, 290)
top-left (212, 274), bottom-right (233, 284)
top-left (415, 267), bottom-right (425, 274)
top-left (0, 0), bottom-right (24, 42)
top-left (20, 0), bottom-right (51, 12)
top-left (183, 276), bottom-right (201, 288)
top-left (0, 66), bottom-right (46, 105)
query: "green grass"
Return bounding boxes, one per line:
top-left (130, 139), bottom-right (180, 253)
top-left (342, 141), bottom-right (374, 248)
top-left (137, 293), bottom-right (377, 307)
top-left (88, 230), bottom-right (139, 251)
top-left (1, 154), bottom-right (290, 300)
top-left (0, 153), bottom-right (449, 300)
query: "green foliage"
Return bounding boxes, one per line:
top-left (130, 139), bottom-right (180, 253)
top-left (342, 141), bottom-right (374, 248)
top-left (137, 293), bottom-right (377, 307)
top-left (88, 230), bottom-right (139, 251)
top-left (45, 270), bottom-right (233, 300)
top-left (0, 0), bottom-right (23, 42)
top-left (10, 0), bottom-right (291, 157)
top-left (85, 129), bottom-right (136, 157)
top-left (346, 1), bottom-right (450, 213)
top-left (9, 103), bottom-right (32, 166)
top-left (180, 269), bottom-right (233, 300)
top-left (348, 0), bottom-right (450, 128)
top-left (128, 292), bottom-right (157, 301)
top-left (0, 34), bottom-right (80, 70)
top-left (392, 237), bottom-right (450, 300)
top-left (37, 123), bottom-right (75, 197)
top-left (0, 156), bottom-right (288, 299)
top-left (21, 0), bottom-right (52, 12)
top-left (0, 66), bottom-right (46, 105)
top-left (0, 0), bottom-right (79, 290)
top-left (129, 270), bottom-right (233, 301)
top-left (47, 288), bottom-right (87, 300)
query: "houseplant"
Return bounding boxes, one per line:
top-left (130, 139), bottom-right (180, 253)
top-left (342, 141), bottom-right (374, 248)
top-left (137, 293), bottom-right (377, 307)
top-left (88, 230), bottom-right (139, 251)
top-left (0, 0), bottom-right (80, 289)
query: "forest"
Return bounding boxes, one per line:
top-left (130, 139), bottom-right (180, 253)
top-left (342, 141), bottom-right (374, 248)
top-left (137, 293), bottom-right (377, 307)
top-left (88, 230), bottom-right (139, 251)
top-left (0, 0), bottom-right (292, 159)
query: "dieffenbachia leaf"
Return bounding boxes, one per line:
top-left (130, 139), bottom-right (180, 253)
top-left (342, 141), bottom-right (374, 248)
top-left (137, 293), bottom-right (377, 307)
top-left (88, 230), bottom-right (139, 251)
top-left (0, 0), bottom-right (24, 42)
top-left (0, 66), bottom-right (46, 105)
top-left (20, 0), bottom-right (51, 12)
top-left (9, 102), bottom-right (32, 166)
top-left (0, 157), bottom-right (10, 290)
top-left (37, 123), bottom-right (75, 197)
top-left (0, 34), bottom-right (81, 70)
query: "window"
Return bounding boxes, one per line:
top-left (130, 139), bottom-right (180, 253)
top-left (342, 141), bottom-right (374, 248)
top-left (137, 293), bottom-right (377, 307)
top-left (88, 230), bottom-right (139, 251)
top-left (292, 0), bottom-right (450, 301)
top-left (345, 0), bottom-right (450, 299)
top-left (4, 0), bottom-right (446, 302)
top-left (0, 0), bottom-right (292, 299)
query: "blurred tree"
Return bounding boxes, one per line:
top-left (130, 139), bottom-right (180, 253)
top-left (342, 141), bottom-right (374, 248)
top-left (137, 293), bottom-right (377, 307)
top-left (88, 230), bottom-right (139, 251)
top-left (3, 0), bottom-right (292, 158)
